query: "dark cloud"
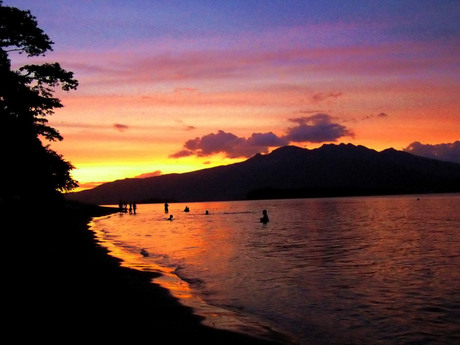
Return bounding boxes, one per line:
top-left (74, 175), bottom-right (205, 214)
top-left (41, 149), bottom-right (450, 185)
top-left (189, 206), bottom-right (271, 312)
top-left (113, 123), bottom-right (129, 132)
top-left (403, 141), bottom-right (460, 163)
top-left (169, 130), bottom-right (288, 159)
top-left (169, 149), bottom-right (194, 159)
top-left (170, 113), bottom-right (353, 159)
top-left (184, 130), bottom-right (244, 157)
top-left (284, 114), bottom-right (354, 143)
top-left (175, 119), bottom-right (196, 131)
top-left (247, 132), bottom-right (289, 147)
top-left (342, 112), bottom-right (390, 123)
top-left (311, 91), bottom-right (342, 103)
top-left (298, 109), bottom-right (326, 114)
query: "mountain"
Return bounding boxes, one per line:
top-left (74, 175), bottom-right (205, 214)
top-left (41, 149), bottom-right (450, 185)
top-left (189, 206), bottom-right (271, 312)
top-left (67, 144), bottom-right (460, 205)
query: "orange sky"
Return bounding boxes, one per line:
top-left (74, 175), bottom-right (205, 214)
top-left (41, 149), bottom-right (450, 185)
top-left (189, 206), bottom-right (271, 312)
top-left (6, 1), bottom-right (460, 190)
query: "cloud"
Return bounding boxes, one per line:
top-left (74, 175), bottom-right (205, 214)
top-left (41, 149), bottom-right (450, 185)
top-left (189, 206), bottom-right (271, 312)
top-left (247, 132), bottom-right (289, 147)
top-left (311, 91), bottom-right (342, 103)
top-left (134, 170), bottom-right (162, 178)
top-left (113, 123), bottom-right (129, 132)
top-left (403, 141), bottom-right (460, 163)
top-left (169, 150), bottom-right (194, 159)
top-left (51, 121), bottom-right (137, 133)
top-left (169, 130), bottom-right (288, 159)
top-left (63, 39), bottom-right (453, 91)
top-left (298, 109), bottom-right (327, 114)
top-left (175, 119), bottom-right (196, 131)
top-left (183, 130), bottom-right (247, 158)
top-left (170, 113), bottom-right (353, 159)
top-left (343, 112), bottom-right (390, 123)
top-left (284, 114), bottom-right (354, 143)
top-left (174, 87), bottom-right (198, 94)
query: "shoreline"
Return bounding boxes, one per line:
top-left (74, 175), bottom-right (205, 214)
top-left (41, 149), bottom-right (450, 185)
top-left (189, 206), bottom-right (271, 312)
top-left (91, 212), bottom-right (294, 343)
top-left (7, 202), bottom-right (290, 343)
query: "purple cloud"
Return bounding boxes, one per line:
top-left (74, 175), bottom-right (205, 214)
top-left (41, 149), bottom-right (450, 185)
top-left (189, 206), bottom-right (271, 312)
top-left (169, 113), bottom-right (353, 159)
top-left (184, 130), bottom-right (244, 157)
top-left (170, 130), bottom-right (287, 159)
top-left (113, 123), bottom-right (129, 132)
top-left (404, 141), bottom-right (460, 163)
top-left (311, 91), bottom-right (343, 103)
top-left (169, 149), bottom-right (194, 159)
top-left (284, 114), bottom-right (354, 143)
top-left (247, 132), bottom-right (289, 147)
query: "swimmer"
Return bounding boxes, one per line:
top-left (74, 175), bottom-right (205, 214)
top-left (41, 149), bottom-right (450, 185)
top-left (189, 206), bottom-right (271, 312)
top-left (260, 209), bottom-right (269, 224)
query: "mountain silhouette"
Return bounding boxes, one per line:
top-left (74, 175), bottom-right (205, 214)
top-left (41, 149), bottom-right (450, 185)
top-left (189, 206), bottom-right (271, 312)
top-left (67, 144), bottom-right (460, 205)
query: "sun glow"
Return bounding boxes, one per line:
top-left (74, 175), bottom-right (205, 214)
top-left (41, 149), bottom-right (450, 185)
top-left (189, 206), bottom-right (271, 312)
top-left (71, 155), bottom-right (244, 191)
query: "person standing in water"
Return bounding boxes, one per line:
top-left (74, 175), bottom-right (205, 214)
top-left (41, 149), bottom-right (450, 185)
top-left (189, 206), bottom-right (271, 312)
top-left (260, 209), bottom-right (269, 224)
top-left (164, 202), bottom-right (169, 213)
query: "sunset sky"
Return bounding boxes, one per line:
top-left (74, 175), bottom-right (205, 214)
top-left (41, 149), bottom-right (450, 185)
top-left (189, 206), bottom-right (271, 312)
top-left (6, 0), bottom-right (460, 190)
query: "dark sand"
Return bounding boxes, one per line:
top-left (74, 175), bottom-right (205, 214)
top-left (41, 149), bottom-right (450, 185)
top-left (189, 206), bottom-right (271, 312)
top-left (5, 202), bottom-right (289, 343)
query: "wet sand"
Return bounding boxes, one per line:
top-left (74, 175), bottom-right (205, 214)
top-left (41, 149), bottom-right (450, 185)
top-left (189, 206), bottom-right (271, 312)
top-left (5, 202), bottom-right (288, 343)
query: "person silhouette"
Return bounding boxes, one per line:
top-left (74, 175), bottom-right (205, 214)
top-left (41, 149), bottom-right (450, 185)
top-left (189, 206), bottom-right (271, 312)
top-left (184, 206), bottom-right (190, 212)
top-left (168, 215), bottom-right (173, 221)
top-left (260, 209), bottom-right (269, 224)
top-left (164, 202), bottom-right (169, 213)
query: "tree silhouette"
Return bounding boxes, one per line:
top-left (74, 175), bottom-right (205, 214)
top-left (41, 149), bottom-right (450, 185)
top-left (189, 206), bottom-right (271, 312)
top-left (1, 1), bottom-right (79, 204)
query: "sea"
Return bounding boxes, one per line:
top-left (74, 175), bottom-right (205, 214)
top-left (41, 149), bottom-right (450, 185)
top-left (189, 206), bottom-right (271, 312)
top-left (91, 194), bottom-right (460, 345)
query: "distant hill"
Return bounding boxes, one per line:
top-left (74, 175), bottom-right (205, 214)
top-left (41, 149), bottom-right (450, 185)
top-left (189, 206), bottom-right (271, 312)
top-left (67, 144), bottom-right (460, 205)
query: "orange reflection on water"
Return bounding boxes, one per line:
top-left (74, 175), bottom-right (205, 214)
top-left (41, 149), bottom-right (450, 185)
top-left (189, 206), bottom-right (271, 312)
top-left (90, 196), bottom-right (460, 344)
top-left (89, 205), bottom-right (276, 338)
top-left (90, 216), bottom-right (195, 300)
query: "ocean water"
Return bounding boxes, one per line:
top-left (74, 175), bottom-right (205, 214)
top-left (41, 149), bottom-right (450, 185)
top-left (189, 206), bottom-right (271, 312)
top-left (91, 194), bottom-right (460, 344)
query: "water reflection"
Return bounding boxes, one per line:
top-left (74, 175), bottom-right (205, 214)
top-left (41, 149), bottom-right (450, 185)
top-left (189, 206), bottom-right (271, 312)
top-left (93, 195), bottom-right (460, 345)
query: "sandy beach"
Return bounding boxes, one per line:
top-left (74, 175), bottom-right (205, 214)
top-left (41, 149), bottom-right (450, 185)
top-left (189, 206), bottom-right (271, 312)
top-left (5, 201), bottom-right (287, 343)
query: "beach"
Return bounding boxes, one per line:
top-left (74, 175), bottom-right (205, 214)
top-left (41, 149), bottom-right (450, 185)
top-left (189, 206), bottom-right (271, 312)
top-left (5, 201), bottom-right (287, 344)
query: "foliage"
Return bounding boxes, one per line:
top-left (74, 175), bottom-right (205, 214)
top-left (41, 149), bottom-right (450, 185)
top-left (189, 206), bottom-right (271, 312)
top-left (0, 1), bottom-right (79, 203)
